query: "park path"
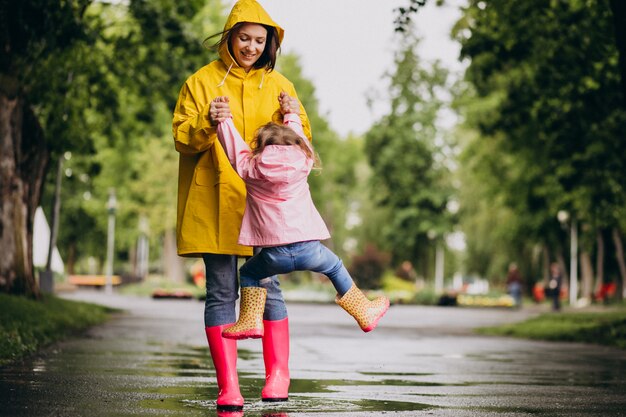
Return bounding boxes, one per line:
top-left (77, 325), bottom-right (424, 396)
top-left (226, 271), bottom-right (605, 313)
top-left (1, 290), bottom-right (625, 417)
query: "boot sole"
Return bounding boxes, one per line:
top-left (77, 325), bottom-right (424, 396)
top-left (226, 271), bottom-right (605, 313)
top-left (262, 397), bottom-right (288, 402)
top-left (222, 331), bottom-right (263, 340)
top-left (216, 404), bottom-right (244, 411)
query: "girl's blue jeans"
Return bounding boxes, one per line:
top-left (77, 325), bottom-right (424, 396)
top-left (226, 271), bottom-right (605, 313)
top-left (202, 252), bottom-right (287, 327)
top-left (239, 240), bottom-right (353, 296)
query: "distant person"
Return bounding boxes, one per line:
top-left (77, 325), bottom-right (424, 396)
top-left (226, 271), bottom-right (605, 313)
top-left (506, 263), bottom-right (523, 308)
top-left (172, 0), bottom-right (311, 410)
top-left (212, 94), bottom-right (390, 340)
top-left (547, 263), bottom-right (562, 311)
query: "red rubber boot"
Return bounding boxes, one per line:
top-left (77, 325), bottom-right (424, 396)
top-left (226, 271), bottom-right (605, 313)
top-left (205, 325), bottom-right (244, 411)
top-left (261, 318), bottom-right (290, 401)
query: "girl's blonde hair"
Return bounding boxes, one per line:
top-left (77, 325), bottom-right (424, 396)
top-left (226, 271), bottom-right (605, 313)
top-left (252, 122), bottom-right (321, 168)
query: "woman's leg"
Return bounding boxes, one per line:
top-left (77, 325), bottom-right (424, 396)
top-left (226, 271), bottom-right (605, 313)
top-left (223, 248), bottom-right (290, 339)
top-left (202, 254), bottom-right (243, 410)
top-left (203, 254), bottom-right (239, 327)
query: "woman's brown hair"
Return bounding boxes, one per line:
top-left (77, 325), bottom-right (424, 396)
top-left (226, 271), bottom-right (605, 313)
top-left (252, 122), bottom-right (320, 168)
top-left (205, 22), bottom-right (280, 71)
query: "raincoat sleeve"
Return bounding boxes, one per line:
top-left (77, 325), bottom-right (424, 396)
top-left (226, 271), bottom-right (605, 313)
top-left (285, 84), bottom-right (312, 141)
top-left (172, 82), bottom-right (216, 154)
top-left (284, 113), bottom-right (313, 151)
top-left (216, 118), bottom-right (257, 181)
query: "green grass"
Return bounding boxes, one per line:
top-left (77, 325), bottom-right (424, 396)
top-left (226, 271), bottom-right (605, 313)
top-left (477, 308), bottom-right (626, 349)
top-left (0, 294), bottom-right (116, 366)
top-left (118, 275), bottom-right (204, 298)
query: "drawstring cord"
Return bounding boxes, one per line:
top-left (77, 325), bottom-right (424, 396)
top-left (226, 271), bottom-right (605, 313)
top-left (217, 63), bottom-right (266, 89)
top-left (217, 63), bottom-right (233, 87)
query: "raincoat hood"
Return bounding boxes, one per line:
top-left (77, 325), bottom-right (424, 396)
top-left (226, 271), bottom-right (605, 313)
top-left (256, 145), bottom-right (312, 185)
top-left (219, 0), bottom-right (284, 67)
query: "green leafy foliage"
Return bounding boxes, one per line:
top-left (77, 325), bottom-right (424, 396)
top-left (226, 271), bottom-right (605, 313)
top-left (39, 1), bottom-right (226, 273)
top-left (364, 34), bottom-right (454, 273)
top-left (453, 0), bottom-right (626, 285)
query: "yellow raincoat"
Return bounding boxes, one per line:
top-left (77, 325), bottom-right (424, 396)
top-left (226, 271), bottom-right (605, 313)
top-left (172, 0), bottom-right (311, 257)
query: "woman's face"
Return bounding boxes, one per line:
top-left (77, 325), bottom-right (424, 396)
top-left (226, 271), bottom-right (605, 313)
top-left (231, 23), bottom-right (267, 72)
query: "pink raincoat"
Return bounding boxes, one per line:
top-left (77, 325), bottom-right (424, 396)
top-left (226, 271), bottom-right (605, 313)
top-left (216, 113), bottom-right (330, 247)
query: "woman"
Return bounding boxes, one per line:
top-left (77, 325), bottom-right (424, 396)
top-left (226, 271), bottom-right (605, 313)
top-left (172, 0), bottom-right (311, 411)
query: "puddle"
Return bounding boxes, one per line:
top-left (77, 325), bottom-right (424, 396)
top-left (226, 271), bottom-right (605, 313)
top-left (360, 371), bottom-right (434, 377)
top-left (142, 391), bottom-right (432, 415)
top-left (4, 331), bottom-right (626, 417)
top-left (131, 351), bottom-right (435, 415)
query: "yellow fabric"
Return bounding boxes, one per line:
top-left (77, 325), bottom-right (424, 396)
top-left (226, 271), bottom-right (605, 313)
top-left (172, 0), bottom-right (311, 257)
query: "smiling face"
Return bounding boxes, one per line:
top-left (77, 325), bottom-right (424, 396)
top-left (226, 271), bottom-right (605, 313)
top-left (230, 23), bottom-right (268, 72)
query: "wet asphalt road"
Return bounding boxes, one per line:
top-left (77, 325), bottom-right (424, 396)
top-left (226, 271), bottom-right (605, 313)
top-left (1, 290), bottom-right (625, 417)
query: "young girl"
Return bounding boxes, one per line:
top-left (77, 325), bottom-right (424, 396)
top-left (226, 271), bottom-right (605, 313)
top-left (213, 94), bottom-right (389, 340)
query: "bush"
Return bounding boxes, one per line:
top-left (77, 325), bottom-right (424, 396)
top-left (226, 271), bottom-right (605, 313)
top-left (348, 244), bottom-right (391, 289)
top-left (394, 260), bottom-right (418, 282)
top-left (411, 288), bottom-right (440, 305)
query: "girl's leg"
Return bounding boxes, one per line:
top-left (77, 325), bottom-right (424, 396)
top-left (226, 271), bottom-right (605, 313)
top-left (223, 248), bottom-right (290, 340)
top-left (296, 241), bottom-right (389, 332)
top-left (202, 254), bottom-right (243, 410)
top-left (241, 247), bottom-right (290, 320)
top-left (295, 241), bottom-right (353, 296)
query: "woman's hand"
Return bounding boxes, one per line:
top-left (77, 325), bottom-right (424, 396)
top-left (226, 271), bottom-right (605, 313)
top-left (278, 91), bottom-right (300, 115)
top-left (209, 96), bottom-right (231, 125)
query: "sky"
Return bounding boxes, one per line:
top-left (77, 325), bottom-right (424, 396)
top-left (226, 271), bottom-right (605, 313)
top-left (227, 0), bottom-right (467, 137)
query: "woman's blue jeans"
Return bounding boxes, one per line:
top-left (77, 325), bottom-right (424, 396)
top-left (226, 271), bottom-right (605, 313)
top-left (239, 241), bottom-right (353, 296)
top-left (202, 252), bottom-right (288, 327)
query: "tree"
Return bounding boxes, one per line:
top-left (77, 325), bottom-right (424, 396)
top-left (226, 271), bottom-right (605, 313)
top-left (0, 0), bottom-right (93, 297)
top-left (395, 0), bottom-right (626, 102)
top-left (1, 0), bottom-right (223, 296)
top-left (453, 0), bottom-right (626, 297)
top-left (364, 34), bottom-right (454, 276)
top-left (44, 0), bottom-right (222, 276)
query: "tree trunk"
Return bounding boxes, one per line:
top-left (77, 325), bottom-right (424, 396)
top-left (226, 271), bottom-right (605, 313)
top-left (163, 229), bottom-right (184, 283)
top-left (612, 228), bottom-right (626, 300)
top-left (580, 250), bottom-right (594, 302)
top-left (594, 230), bottom-right (605, 297)
top-left (66, 243), bottom-right (76, 275)
top-left (0, 92), bottom-right (48, 297)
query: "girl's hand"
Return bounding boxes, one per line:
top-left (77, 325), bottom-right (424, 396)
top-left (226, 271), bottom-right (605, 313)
top-left (210, 96), bottom-right (231, 125)
top-left (278, 91), bottom-right (300, 115)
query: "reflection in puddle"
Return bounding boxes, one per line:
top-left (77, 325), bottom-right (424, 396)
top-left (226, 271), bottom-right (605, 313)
top-left (132, 348), bottom-right (434, 415)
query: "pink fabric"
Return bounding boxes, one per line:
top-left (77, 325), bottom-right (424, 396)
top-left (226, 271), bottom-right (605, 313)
top-left (216, 113), bottom-right (330, 246)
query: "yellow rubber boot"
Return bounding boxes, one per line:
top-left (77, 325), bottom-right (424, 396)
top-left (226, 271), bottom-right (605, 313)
top-left (223, 287), bottom-right (267, 340)
top-left (335, 284), bottom-right (389, 332)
